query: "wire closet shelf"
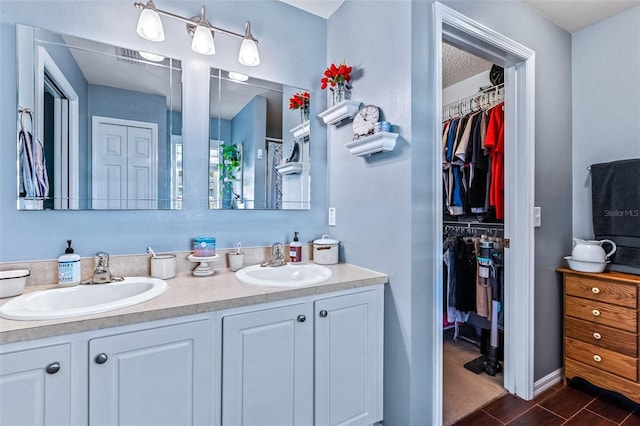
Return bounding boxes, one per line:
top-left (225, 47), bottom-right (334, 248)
top-left (442, 83), bottom-right (504, 122)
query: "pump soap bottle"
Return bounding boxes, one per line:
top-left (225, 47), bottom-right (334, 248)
top-left (289, 232), bottom-right (302, 263)
top-left (58, 240), bottom-right (81, 286)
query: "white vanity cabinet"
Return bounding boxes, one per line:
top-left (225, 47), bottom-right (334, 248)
top-left (222, 302), bottom-right (314, 425)
top-left (220, 286), bottom-right (384, 426)
top-left (88, 319), bottom-right (213, 426)
top-left (0, 343), bottom-right (71, 426)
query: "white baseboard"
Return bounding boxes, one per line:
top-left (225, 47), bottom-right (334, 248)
top-left (534, 368), bottom-right (563, 397)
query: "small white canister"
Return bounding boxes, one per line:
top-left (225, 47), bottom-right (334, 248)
top-left (313, 234), bottom-right (340, 265)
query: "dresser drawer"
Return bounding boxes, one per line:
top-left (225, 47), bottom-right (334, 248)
top-left (565, 296), bottom-right (637, 333)
top-left (565, 337), bottom-right (638, 381)
top-left (564, 316), bottom-right (638, 357)
top-left (565, 275), bottom-right (637, 309)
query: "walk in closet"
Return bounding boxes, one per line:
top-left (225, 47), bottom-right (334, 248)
top-left (441, 42), bottom-right (509, 425)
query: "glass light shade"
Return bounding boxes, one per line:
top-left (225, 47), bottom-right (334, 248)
top-left (136, 8), bottom-right (165, 41)
top-left (238, 38), bottom-right (260, 66)
top-left (191, 24), bottom-right (215, 55)
top-left (139, 51), bottom-right (165, 62)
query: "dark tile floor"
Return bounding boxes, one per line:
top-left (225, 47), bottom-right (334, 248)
top-left (453, 378), bottom-right (640, 425)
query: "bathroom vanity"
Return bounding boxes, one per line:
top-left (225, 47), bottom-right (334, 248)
top-left (0, 263), bottom-right (386, 426)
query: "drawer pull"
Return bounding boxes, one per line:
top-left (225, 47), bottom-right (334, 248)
top-left (592, 309), bottom-right (600, 317)
top-left (591, 287), bottom-right (600, 294)
top-left (593, 332), bottom-right (602, 340)
top-left (593, 355), bottom-right (602, 362)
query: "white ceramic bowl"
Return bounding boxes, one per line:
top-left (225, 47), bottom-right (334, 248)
top-left (564, 256), bottom-right (608, 273)
top-left (0, 269), bottom-right (30, 298)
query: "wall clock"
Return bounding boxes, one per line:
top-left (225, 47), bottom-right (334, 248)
top-left (352, 105), bottom-right (379, 140)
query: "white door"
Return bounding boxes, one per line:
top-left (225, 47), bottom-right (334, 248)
top-left (314, 289), bottom-right (383, 426)
top-left (92, 116), bottom-right (157, 209)
top-left (88, 320), bottom-right (211, 426)
top-left (0, 344), bottom-right (71, 426)
top-left (222, 303), bottom-right (313, 426)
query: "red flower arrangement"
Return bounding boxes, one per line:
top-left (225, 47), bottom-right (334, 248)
top-left (289, 91), bottom-right (310, 110)
top-left (321, 62), bottom-right (352, 90)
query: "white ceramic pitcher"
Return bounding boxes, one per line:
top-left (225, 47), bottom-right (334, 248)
top-left (572, 238), bottom-right (617, 262)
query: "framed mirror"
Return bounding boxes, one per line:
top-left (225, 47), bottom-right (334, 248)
top-left (209, 68), bottom-right (310, 210)
top-left (16, 24), bottom-right (182, 210)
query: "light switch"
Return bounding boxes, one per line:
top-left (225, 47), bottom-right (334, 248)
top-left (328, 207), bottom-right (336, 226)
top-left (534, 206), bottom-right (541, 227)
top-left (257, 149), bottom-right (263, 159)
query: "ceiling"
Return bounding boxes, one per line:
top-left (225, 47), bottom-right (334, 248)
top-left (281, 0), bottom-right (639, 86)
top-left (280, 0), bottom-right (639, 33)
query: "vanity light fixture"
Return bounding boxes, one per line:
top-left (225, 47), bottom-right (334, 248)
top-left (134, 0), bottom-right (260, 66)
top-left (228, 71), bottom-right (249, 82)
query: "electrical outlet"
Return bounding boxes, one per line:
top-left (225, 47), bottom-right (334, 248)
top-left (328, 207), bottom-right (336, 226)
top-left (534, 206), bottom-right (541, 227)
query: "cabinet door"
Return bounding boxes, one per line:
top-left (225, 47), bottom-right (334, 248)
top-left (0, 344), bottom-right (71, 426)
top-left (222, 302), bottom-right (313, 426)
top-left (315, 288), bottom-right (383, 426)
top-left (89, 319), bottom-right (211, 426)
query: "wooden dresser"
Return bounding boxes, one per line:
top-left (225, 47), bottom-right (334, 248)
top-left (559, 268), bottom-right (640, 403)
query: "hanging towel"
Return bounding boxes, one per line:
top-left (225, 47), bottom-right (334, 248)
top-left (18, 111), bottom-right (49, 199)
top-left (591, 158), bottom-right (640, 271)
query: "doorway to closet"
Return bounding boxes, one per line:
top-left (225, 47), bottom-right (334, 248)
top-left (441, 42), bottom-right (508, 425)
top-left (431, 3), bottom-right (536, 426)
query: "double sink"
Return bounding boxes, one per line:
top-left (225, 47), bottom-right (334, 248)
top-left (0, 263), bottom-right (332, 321)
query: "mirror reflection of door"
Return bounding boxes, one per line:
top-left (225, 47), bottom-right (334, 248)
top-left (91, 116), bottom-right (158, 209)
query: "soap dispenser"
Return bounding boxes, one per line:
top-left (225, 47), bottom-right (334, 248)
top-left (58, 240), bottom-right (81, 286)
top-left (289, 232), bottom-right (302, 263)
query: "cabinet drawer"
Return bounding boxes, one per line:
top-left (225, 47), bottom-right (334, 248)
top-left (565, 337), bottom-right (638, 381)
top-left (565, 296), bottom-right (637, 333)
top-left (564, 316), bottom-right (638, 357)
top-left (565, 275), bottom-right (637, 309)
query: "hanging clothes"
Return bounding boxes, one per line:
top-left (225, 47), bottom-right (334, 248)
top-left (484, 102), bottom-right (505, 220)
top-left (442, 88), bottom-right (504, 222)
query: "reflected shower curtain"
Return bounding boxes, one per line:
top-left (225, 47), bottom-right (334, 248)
top-left (267, 141), bottom-right (282, 209)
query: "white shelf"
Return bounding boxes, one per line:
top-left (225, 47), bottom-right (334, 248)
top-left (344, 132), bottom-right (399, 157)
top-left (289, 121), bottom-right (310, 139)
top-left (318, 100), bottom-right (361, 125)
top-left (275, 162), bottom-right (303, 175)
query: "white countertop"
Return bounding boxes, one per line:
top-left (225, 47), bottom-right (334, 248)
top-left (0, 263), bottom-right (388, 345)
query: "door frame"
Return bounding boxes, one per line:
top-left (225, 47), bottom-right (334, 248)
top-left (37, 46), bottom-right (80, 210)
top-left (432, 2), bottom-right (536, 421)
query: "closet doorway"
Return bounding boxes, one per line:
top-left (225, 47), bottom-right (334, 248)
top-left (432, 3), bottom-right (536, 425)
top-left (441, 43), bottom-right (508, 425)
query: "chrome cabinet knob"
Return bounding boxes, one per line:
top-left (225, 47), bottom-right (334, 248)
top-left (319, 310), bottom-right (328, 318)
top-left (591, 287), bottom-right (600, 294)
top-left (593, 354), bottom-right (602, 362)
top-left (593, 332), bottom-right (602, 340)
top-left (592, 309), bottom-right (600, 317)
top-left (95, 353), bottom-right (108, 364)
top-left (297, 315), bottom-right (306, 323)
top-left (46, 362), bottom-right (60, 374)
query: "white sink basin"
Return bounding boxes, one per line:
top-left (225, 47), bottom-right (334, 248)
top-left (235, 264), bottom-right (332, 287)
top-left (0, 277), bottom-right (168, 320)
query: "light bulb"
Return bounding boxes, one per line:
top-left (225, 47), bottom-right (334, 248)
top-left (136, 7), bottom-right (164, 42)
top-left (191, 24), bottom-right (215, 55)
top-left (238, 38), bottom-right (260, 66)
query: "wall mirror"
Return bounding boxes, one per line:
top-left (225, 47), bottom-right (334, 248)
top-left (16, 24), bottom-right (183, 210)
top-left (209, 68), bottom-right (310, 210)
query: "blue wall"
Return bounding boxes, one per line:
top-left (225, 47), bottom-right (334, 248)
top-left (572, 6), bottom-right (640, 237)
top-left (0, 0), bottom-right (327, 262)
top-left (326, 0), bottom-right (573, 423)
top-left (231, 96), bottom-right (267, 208)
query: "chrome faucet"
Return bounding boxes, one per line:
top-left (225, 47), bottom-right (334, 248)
top-left (84, 252), bottom-right (123, 284)
top-left (261, 243), bottom-right (287, 267)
